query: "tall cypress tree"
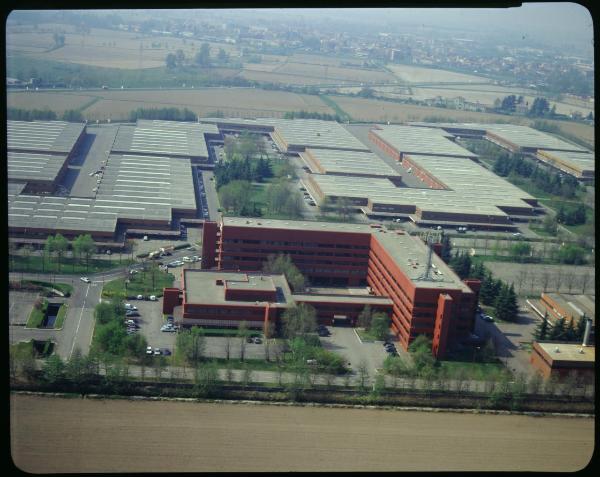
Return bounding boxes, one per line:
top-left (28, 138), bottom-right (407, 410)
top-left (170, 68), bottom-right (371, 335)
top-left (563, 319), bottom-right (577, 342)
top-left (550, 317), bottom-right (566, 340)
top-left (535, 312), bottom-right (550, 340)
top-left (575, 314), bottom-right (587, 341)
top-left (505, 284), bottom-right (519, 321)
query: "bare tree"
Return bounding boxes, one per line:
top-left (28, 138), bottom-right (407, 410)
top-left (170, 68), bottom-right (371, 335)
top-left (579, 270), bottom-right (591, 294)
top-left (224, 337), bottom-right (231, 361)
top-left (516, 269), bottom-right (528, 294)
top-left (564, 271), bottom-right (577, 294)
top-left (529, 271), bottom-right (537, 294)
top-left (356, 360), bottom-right (369, 391)
top-left (554, 268), bottom-right (564, 292)
top-left (540, 267), bottom-right (551, 293)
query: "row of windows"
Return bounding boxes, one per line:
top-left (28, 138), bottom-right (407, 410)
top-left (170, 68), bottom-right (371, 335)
top-left (222, 238), bottom-right (369, 250)
top-left (222, 246), bottom-right (369, 260)
top-left (186, 306), bottom-right (263, 316)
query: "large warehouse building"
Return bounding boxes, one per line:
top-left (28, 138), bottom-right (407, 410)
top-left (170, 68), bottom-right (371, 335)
top-left (409, 121), bottom-right (594, 181)
top-left (7, 120), bottom-right (86, 193)
top-left (8, 119), bottom-right (216, 243)
top-left (199, 217), bottom-right (480, 358)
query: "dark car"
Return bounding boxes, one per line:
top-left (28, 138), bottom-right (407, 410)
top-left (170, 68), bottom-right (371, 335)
top-left (162, 349), bottom-right (172, 356)
top-left (246, 336), bottom-right (254, 343)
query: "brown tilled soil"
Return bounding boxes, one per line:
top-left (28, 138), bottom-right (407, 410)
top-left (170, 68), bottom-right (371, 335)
top-left (10, 394), bottom-right (594, 473)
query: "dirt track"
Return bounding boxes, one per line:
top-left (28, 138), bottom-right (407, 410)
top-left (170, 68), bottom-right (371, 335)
top-left (10, 394), bottom-right (593, 472)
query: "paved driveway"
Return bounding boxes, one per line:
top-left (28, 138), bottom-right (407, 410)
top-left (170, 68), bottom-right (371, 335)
top-left (320, 326), bottom-right (389, 378)
top-left (473, 302), bottom-right (541, 377)
top-left (136, 297), bottom-right (176, 354)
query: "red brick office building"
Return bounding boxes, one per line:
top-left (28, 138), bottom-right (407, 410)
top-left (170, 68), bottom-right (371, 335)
top-left (198, 217), bottom-right (479, 357)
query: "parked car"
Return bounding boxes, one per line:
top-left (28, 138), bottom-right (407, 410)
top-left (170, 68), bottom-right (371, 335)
top-left (162, 349), bottom-right (172, 356)
top-left (80, 277), bottom-right (91, 283)
top-left (154, 348), bottom-right (161, 355)
top-left (146, 346), bottom-right (153, 355)
top-left (149, 295), bottom-right (157, 301)
top-left (124, 303), bottom-right (137, 311)
top-left (253, 337), bottom-right (262, 344)
top-left (246, 336), bottom-right (254, 343)
top-left (482, 315), bottom-right (494, 322)
top-left (136, 294), bottom-right (144, 300)
top-left (143, 236), bottom-right (149, 241)
top-left (125, 310), bottom-right (139, 317)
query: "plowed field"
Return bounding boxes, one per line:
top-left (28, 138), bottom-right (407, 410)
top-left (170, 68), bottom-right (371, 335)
top-left (10, 394), bottom-right (593, 473)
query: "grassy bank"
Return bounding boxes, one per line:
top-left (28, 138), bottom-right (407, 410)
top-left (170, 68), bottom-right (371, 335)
top-left (10, 254), bottom-right (133, 275)
top-left (102, 269), bottom-right (175, 298)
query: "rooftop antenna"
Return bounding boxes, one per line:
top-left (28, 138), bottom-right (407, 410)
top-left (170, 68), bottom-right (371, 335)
top-left (416, 234), bottom-right (437, 282)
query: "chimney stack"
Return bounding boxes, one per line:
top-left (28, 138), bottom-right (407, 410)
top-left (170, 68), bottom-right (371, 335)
top-left (582, 317), bottom-right (592, 347)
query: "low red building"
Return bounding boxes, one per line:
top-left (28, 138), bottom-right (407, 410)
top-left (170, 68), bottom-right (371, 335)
top-left (530, 341), bottom-right (595, 383)
top-left (197, 218), bottom-right (479, 357)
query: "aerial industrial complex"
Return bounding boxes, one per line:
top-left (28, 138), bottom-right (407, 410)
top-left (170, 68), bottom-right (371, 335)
top-left (6, 115), bottom-right (595, 365)
top-left (186, 217), bottom-right (480, 358)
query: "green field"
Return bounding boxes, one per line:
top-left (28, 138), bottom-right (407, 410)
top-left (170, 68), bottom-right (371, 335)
top-left (10, 254), bottom-right (133, 275)
top-left (102, 269), bottom-right (175, 298)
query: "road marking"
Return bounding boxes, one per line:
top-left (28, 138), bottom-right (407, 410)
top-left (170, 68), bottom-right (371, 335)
top-left (69, 283), bottom-right (90, 359)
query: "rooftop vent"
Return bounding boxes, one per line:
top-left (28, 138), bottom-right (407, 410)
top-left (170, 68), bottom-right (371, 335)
top-left (554, 346), bottom-right (560, 353)
top-left (578, 348), bottom-right (584, 354)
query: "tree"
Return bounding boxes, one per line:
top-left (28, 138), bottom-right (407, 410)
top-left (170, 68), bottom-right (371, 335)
top-left (52, 234), bottom-right (69, 272)
top-left (356, 360), bottom-right (370, 391)
top-left (73, 234), bottom-right (96, 272)
top-left (527, 97), bottom-right (551, 117)
top-left (42, 354), bottom-right (65, 384)
top-left (370, 313), bottom-right (391, 341)
top-left (357, 305), bottom-right (373, 329)
top-left (335, 197), bottom-right (353, 220)
top-left (281, 304), bottom-right (317, 340)
top-left (263, 253), bottom-right (306, 292)
top-left (549, 317), bottom-right (566, 340)
top-left (165, 52), bottom-right (177, 69)
top-left (176, 326), bottom-right (206, 364)
top-left (409, 335), bottom-right (436, 374)
top-left (195, 42), bottom-right (211, 66)
top-left (219, 180), bottom-right (253, 215)
top-left (237, 322), bottom-right (250, 361)
top-left (194, 361), bottom-right (220, 397)
top-left (440, 233), bottom-right (452, 263)
top-left (510, 241), bottom-right (531, 260)
top-left (534, 313), bottom-right (550, 341)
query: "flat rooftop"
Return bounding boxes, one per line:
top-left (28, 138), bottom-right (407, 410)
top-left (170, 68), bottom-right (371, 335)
top-left (537, 150), bottom-right (595, 173)
top-left (97, 153), bottom-right (197, 217)
top-left (370, 124), bottom-right (477, 158)
top-left (220, 217), bottom-right (470, 292)
top-left (221, 216), bottom-right (375, 235)
top-left (302, 148), bottom-right (401, 177)
top-left (183, 270), bottom-right (293, 307)
top-left (412, 122), bottom-right (589, 153)
top-left (7, 151), bottom-right (69, 183)
top-left (8, 194), bottom-right (118, 233)
top-left (543, 293), bottom-right (595, 322)
top-left (535, 342), bottom-right (595, 364)
top-left (7, 120), bottom-right (85, 154)
top-left (373, 229), bottom-right (472, 292)
top-left (111, 121), bottom-right (218, 158)
top-left (310, 153), bottom-right (536, 217)
top-left (484, 124), bottom-right (588, 152)
top-left (201, 117), bottom-right (370, 151)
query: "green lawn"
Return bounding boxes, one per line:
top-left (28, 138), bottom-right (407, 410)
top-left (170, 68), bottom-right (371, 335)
top-left (439, 360), bottom-right (510, 381)
top-left (26, 300), bottom-right (48, 328)
top-left (10, 254), bottom-right (133, 275)
top-left (356, 328), bottom-right (384, 342)
top-left (102, 269), bottom-right (175, 298)
top-left (21, 280), bottom-right (74, 296)
top-left (55, 303), bottom-right (68, 329)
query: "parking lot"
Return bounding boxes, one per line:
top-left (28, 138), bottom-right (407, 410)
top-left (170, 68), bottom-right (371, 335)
top-left (127, 297), bottom-right (177, 355)
top-left (9, 291), bottom-right (39, 326)
top-left (320, 326), bottom-right (391, 376)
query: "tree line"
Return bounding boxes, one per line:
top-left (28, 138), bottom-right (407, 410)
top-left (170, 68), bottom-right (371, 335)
top-left (129, 107), bottom-right (196, 122)
top-left (283, 110), bottom-right (342, 122)
top-left (8, 107), bottom-right (84, 122)
top-left (534, 313), bottom-right (590, 343)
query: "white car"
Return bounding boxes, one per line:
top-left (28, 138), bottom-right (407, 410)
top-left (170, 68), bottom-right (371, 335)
top-left (80, 277), bottom-right (91, 283)
top-left (149, 295), bottom-right (157, 301)
top-left (136, 294), bottom-right (144, 300)
top-left (146, 346), bottom-right (153, 355)
top-left (124, 303), bottom-right (138, 311)
top-left (153, 348), bottom-right (161, 355)
top-left (182, 256), bottom-right (192, 262)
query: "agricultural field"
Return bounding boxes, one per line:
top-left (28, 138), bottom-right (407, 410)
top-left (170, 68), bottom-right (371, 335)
top-left (386, 63), bottom-right (492, 84)
top-left (273, 62), bottom-right (396, 84)
top-left (239, 69), bottom-right (329, 86)
top-left (6, 23), bottom-right (241, 70)
top-left (328, 95), bottom-right (525, 123)
top-left (10, 394), bottom-right (594, 472)
top-left (6, 87), bottom-right (336, 121)
top-left (6, 91), bottom-right (98, 113)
